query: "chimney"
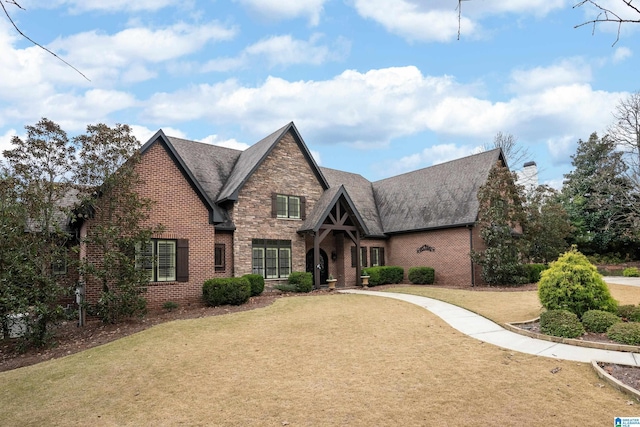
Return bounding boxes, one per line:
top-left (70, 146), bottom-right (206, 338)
top-left (519, 161), bottom-right (538, 190)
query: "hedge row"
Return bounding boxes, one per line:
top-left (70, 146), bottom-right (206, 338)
top-left (408, 267), bottom-right (435, 285)
top-left (203, 278), bottom-right (251, 306)
top-left (362, 266), bottom-right (403, 286)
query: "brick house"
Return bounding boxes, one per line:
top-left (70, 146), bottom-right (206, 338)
top-left (80, 122), bottom-right (506, 309)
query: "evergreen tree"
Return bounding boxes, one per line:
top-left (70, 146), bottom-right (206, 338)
top-left (561, 132), bottom-right (635, 256)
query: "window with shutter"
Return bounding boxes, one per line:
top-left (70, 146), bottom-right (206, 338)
top-left (273, 194), bottom-right (302, 219)
top-left (251, 239), bottom-right (291, 278)
top-left (135, 239), bottom-right (185, 282)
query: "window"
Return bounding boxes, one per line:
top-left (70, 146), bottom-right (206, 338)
top-left (351, 246), bottom-right (368, 268)
top-left (370, 247), bottom-right (385, 267)
top-left (136, 239), bottom-right (189, 282)
top-left (215, 244), bottom-right (225, 271)
top-left (52, 251), bottom-right (67, 275)
top-left (252, 239), bottom-right (291, 279)
top-left (272, 194), bottom-right (305, 219)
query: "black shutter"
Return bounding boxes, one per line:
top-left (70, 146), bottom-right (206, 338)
top-left (271, 193), bottom-right (278, 218)
top-left (300, 196), bottom-right (306, 220)
top-left (361, 247), bottom-right (367, 268)
top-left (380, 247), bottom-right (385, 266)
top-left (176, 239), bottom-right (189, 282)
top-left (351, 246), bottom-right (357, 268)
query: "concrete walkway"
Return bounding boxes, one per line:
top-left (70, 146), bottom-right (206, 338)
top-left (603, 276), bottom-right (640, 287)
top-left (340, 289), bottom-right (640, 365)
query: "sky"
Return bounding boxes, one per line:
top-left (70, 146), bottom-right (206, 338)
top-left (0, 0), bottom-right (638, 188)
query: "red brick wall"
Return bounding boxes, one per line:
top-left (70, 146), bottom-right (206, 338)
top-left (387, 227), bottom-right (476, 286)
top-left (83, 141), bottom-right (219, 310)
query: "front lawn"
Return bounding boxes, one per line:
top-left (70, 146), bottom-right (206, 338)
top-left (0, 293), bottom-right (636, 426)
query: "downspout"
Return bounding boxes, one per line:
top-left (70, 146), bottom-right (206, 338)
top-left (469, 225), bottom-right (475, 288)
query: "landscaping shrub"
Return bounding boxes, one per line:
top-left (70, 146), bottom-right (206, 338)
top-left (521, 263), bottom-right (547, 284)
top-left (362, 266), bottom-right (404, 286)
top-left (242, 274), bottom-right (265, 296)
top-left (617, 305), bottom-right (640, 322)
top-left (623, 267), bottom-right (640, 277)
top-left (162, 301), bottom-right (179, 312)
top-left (581, 309), bottom-right (620, 333)
top-left (607, 322), bottom-right (640, 345)
top-left (202, 278), bottom-right (251, 306)
top-left (286, 272), bottom-right (313, 293)
top-left (539, 309), bottom-right (585, 338)
top-left (537, 248), bottom-right (618, 319)
top-left (408, 267), bottom-right (435, 285)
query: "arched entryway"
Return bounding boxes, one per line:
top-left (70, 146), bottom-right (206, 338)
top-left (306, 249), bottom-right (328, 286)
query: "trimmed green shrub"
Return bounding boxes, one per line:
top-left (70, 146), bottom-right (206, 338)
top-left (362, 266), bottom-right (404, 286)
top-left (623, 267), bottom-right (640, 277)
top-left (286, 272), bottom-right (313, 293)
top-left (202, 278), bottom-right (251, 306)
top-left (581, 309), bottom-right (620, 333)
top-left (242, 274), bottom-right (265, 296)
top-left (162, 301), bottom-right (179, 312)
top-left (408, 267), bottom-right (435, 285)
top-left (538, 248), bottom-right (618, 319)
top-left (539, 309), bottom-right (585, 338)
top-left (607, 322), bottom-right (640, 345)
top-left (617, 305), bottom-right (640, 322)
top-left (522, 264), bottom-right (547, 284)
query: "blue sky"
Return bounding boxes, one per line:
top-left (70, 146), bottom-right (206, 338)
top-left (0, 1), bottom-right (638, 188)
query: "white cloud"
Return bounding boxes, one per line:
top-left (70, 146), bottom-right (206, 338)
top-left (199, 135), bottom-right (249, 150)
top-left (129, 125), bottom-right (187, 145)
top-left (142, 65), bottom-right (622, 156)
top-left (235, 0), bottom-right (327, 26)
top-left (546, 135), bottom-right (578, 165)
top-left (0, 129), bottom-right (18, 158)
top-left (199, 34), bottom-right (349, 72)
top-left (48, 22), bottom-right (237, 83)
top-left (25, 0), bottom-right (184, 13)
top-left (384, 143), bottom-right (477, 176)
top-left (352, 0), bottom-right (475, 43)
top-left (310, 150), bottom-right (321, 165)
top-left (613, 46), bottom-right (633, 63)
top-left (508, 59), bottom-right (592, 94)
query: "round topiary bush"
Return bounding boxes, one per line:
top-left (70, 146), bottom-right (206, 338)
top-left (242, 274), bottom-right (265, 297)
top-left (203, 278), bottom-right (251, 306)
top-left (537, 248), bottom-right (618, 319)
top-left (581, 309), bottom-right (620, 333)
top-left (607, 322), bottom-right (640, 345)
top-left (539, 309), bottom-right (585, 338)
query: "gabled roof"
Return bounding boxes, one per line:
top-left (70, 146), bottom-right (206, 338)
top-left (320, 168), bottom-right (385, 237)
top-left (217, 122), bottom-right (329, 202)
top-left (299, 185), bottom-right (369, 235)
top-left (373, 148), bottom-right (504, 234)
top-left (140, 130), bottom-right (230, 224)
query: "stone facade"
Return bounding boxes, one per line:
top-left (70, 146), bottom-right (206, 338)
top-left (231, 132), bottom-right (325, 283)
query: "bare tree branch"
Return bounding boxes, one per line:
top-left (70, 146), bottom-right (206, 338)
top-left (1, 0), bottom-right (90, 81)
top-left (573, 0), bottom-right (640, 46)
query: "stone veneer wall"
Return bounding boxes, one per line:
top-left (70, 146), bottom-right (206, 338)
top-left (231, 132), bottom-right (325, 281)
top-left (83, 142), bottom-right (218, 309)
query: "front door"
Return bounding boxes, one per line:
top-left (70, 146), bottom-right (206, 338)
top-left (306, 249), bottom-right (328, 287)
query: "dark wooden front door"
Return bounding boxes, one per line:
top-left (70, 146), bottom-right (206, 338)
top-left (306, 249), bottom-right (328, 286)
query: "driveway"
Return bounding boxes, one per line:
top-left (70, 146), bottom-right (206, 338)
top-left (602, 276), bottom-right (640, 287)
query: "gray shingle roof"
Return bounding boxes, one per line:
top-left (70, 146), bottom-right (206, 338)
top-left (372, 149), bottom-right (503, 233)
top-left (168, 136), bottom-right (241, 202)
top-left (320, 168), bottom-right (385, 237)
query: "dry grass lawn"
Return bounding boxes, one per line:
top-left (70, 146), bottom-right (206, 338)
top-left (1, 293), bottom-right (638, 426)
top-left (387, 283), bottom-right (640, 324)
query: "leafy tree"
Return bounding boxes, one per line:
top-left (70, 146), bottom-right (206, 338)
top-left (560, 132), bottom-right (636, 256)
top-left (521, 185), bottom-right (573, 264)
top-left (2, 118), bottom-right (76, 347)
top-left (471, 161), bottom-right (527, 285)
top-left (74, 123), bottom-right (159, 323)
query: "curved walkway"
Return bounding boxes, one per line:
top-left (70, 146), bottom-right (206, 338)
top-left (340, 289), bottom-right (640, 365)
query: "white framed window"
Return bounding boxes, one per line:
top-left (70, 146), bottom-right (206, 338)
top-left (252, 239), bottom-right (292, 279)
top-left (276, 195), bottom-right (301, 219)
top-left (136, 239), bottom-right (177, 282)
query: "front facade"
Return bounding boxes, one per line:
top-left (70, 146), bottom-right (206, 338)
top-left (81, 122), bottom-right (505, 309)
